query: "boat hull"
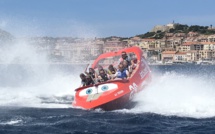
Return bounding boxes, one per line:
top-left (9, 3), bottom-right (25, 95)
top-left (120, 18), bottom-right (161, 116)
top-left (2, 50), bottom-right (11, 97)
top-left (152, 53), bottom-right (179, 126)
top-left (94, 92), bottom-right (137, 111)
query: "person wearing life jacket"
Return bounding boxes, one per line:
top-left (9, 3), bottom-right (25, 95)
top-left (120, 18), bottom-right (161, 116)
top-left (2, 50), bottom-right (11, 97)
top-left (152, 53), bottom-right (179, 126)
top-left (97, 69), bottom-right (110, 83)
top-left (113, 63), bottom-right (129, 80)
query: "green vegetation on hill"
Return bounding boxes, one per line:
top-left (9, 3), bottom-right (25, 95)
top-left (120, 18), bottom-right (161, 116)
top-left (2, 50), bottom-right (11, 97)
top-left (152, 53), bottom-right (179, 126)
top-left (136, 31), bottom-right (165, 39)
top-left (136, 24), bottom-right (215, 39)
top-left (169, 24), bottom-right (189, 33)
top-left (170, 24), bottom-right (215, 34)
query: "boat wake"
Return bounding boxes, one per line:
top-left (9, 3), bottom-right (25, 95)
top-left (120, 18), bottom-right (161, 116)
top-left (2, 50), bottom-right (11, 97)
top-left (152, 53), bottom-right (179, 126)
top-left (0, 40), bottom-right (80, 109)
top-left (0, 74), bottom-right (77, 108)
top-left (117, 71), bottom-right (215, 118)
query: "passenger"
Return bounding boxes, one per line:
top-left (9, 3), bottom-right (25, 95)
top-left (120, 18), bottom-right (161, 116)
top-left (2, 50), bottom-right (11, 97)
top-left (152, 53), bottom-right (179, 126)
top-left (97, 69), bottom-right (110, 83)
top-left (113, 64), bottom-right (129, 79)
top-left (121, 60), bottom-right (129, 70)
top-left (128, 58), bottom-right (137, 75)
top-left (129, 53), bottom-right (135, 59)
top-left (107, 64), bottom-right (117, 75)
top-left (120, 51), bottom-right (131, 66)
top-left (79, 73), bottom-right (87, 87)
top-left (80, 73), bottom-right (95, 87)
top-left (85, 75), bottom-right (95, 86)
top-left (97, 65), bottom-right (103, 71)
top-left (85, 67), bottom-right (98, 80)
top-left (97, 64), bottom-right (108, 74)
top-left (107, 64), bottom-right (117, 79)
top-left (133, 58), bottom-right (138, 64)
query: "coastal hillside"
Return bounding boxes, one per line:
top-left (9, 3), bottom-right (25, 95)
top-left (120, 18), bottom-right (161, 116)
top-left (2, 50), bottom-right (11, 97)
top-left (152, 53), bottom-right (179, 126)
top-left (136, 24), bottom-right (215, 39)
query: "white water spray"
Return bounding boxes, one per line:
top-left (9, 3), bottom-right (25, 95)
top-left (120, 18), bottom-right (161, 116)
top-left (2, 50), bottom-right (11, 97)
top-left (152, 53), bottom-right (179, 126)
top-left (125, 71), bottom-right (215, 118)
top-left (0, 39), bottom-right (82, 108)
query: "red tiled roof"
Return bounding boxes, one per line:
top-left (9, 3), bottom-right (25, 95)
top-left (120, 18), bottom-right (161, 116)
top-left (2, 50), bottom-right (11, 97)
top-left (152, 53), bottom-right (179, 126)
top-left (200, 42), bottom-right (215, 45)
top-left (131, 37), bottom-right (141, 40)
top-left (182, 42), bottom-right (200, 46)
top-left (162, 51), bottom-right (176, 54)
top-left (175, 52), bottom-right (186, 55)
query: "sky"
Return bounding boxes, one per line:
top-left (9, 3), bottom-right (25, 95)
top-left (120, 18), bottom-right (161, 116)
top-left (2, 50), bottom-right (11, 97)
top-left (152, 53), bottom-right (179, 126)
top-left (0, 0), bottom-right (214, 38)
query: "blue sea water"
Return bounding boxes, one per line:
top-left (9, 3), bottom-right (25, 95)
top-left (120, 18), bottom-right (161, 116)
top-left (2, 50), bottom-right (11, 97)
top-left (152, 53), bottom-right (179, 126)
top-left (1, 64), bottom-right (215, 134)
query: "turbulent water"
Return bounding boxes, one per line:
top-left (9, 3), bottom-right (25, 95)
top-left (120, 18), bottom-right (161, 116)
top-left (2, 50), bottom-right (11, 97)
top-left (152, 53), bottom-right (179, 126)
top-left (1, 64), bottom-right (215, 134)
top-left (1, 42), bottom-right (215, 133)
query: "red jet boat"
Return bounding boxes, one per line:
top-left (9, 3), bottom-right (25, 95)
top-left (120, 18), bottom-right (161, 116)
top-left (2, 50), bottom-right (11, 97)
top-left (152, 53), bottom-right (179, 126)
top-left (72, 46), bottom-right (151, 110)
